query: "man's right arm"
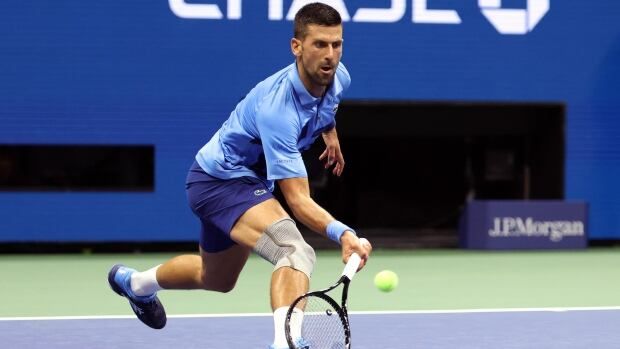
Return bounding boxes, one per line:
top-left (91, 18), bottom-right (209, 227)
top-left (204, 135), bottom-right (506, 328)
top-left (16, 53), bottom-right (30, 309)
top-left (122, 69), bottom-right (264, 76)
top-left (278, 176), bottom-right (370, 267)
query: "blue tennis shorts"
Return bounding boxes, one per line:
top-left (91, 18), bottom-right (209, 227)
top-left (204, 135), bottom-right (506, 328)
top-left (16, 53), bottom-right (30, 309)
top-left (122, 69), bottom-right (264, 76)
top-left (185, 161), bottom-right (274, 253)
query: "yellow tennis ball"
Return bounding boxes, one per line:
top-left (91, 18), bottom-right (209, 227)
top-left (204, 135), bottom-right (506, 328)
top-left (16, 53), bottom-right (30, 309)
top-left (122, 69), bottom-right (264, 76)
top-left (374, 270), bottom-right (398, 292)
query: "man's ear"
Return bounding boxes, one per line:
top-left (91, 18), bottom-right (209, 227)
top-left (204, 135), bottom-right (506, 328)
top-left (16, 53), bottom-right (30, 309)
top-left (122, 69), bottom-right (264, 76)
top-left (291, 38), bottom-right (302, 57)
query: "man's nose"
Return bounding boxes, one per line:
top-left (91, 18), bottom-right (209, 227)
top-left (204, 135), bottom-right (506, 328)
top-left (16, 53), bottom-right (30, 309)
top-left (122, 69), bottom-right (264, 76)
top-left (325, 46), bottom-right (334, 59)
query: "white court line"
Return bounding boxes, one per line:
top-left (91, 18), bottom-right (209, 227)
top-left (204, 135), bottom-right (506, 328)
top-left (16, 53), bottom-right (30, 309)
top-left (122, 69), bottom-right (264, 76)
top-left (1, 306), bottom-right (620, 322)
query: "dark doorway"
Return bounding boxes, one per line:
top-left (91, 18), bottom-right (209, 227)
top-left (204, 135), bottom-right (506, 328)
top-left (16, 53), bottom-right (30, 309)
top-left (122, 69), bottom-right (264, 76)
top-left (303, 101), bottom-right (565, 247)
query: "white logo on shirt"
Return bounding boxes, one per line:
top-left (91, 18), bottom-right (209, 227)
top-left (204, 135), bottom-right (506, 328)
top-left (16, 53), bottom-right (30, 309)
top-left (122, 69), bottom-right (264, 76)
top-left (254, 189), bottom-right (267, 196)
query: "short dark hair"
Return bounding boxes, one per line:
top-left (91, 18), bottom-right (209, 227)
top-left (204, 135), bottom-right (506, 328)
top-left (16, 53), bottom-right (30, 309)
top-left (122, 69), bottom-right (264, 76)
top-left (294, 3), bottom-right (342, 39)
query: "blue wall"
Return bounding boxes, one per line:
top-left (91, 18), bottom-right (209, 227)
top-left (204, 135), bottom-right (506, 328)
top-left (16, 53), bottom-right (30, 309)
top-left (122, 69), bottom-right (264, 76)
top-left (1, 1), bottom-right (619, 241)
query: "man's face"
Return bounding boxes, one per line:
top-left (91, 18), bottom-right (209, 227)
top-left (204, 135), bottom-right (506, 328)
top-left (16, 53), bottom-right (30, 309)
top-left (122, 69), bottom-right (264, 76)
top-left (292, 24), bottom-right (343, 94)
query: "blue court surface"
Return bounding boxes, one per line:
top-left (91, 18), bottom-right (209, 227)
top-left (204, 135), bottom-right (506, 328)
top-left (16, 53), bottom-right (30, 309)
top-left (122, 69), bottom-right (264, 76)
top-left (1, 308), bottom-right (619, 348)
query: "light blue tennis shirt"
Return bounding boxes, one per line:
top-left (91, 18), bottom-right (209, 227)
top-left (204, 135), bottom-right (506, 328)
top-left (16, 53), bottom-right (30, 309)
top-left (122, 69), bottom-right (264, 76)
top-left (196, 62), bottom-right (351, 191)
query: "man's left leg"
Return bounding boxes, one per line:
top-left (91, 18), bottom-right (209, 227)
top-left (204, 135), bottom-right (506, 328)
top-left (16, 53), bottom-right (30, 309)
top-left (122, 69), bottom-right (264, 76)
top-left (229, 198), bottom-right (314, 348)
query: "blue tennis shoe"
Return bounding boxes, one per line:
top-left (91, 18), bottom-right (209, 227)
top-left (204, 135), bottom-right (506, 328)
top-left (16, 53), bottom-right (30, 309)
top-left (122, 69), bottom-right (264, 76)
top-left (269, 338), bottom-right (310, 349)
top-left (108, 264), bottom-right (167, 329)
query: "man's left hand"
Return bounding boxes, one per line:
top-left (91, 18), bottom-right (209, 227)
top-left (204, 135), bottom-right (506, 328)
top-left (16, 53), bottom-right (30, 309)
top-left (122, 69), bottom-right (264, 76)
top-left (319, 128), bottom-right (345, 176)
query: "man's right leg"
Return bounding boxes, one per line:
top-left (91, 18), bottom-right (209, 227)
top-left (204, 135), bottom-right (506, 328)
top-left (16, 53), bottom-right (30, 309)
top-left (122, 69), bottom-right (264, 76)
top-left (108, 244), bottom-right (250, 329)
top-left (154, 244), bottom-right (251, 293)
top-left (110, 164), bottom-right (266, 330)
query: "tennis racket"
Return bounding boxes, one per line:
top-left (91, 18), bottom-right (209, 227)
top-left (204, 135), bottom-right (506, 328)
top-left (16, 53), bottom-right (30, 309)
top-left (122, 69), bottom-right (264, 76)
top-left (285, 252), bottom-right (362, 349)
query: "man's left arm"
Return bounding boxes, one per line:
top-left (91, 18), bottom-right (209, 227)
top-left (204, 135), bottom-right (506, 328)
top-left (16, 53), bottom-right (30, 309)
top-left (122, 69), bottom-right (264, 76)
top-left (319, 126), bottom-right (345, 176)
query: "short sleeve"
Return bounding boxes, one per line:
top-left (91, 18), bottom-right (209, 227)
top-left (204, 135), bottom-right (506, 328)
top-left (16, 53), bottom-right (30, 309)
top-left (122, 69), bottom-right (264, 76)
top-left (336, 63), bottom-right (351, 92)
top-left (256, 109), bottom-right (307, 180)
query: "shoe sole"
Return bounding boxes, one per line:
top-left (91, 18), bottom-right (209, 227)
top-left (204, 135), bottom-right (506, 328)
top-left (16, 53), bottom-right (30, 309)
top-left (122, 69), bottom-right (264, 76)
top-left (107, 264), bottom-right (126, 297)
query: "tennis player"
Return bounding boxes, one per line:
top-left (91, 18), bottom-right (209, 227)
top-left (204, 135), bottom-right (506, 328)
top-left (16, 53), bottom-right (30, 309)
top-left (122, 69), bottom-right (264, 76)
top-left (108, 3), bottom-right (372, 348)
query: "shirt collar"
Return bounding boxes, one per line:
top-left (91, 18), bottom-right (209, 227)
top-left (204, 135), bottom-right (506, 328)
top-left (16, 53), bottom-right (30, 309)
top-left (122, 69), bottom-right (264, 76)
top-left (289, 63), bottom-right (326, 108)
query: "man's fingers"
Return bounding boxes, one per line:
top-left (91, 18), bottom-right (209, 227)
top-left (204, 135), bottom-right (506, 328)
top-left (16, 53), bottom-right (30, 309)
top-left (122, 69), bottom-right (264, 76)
top-left (328, 150), bottom-right (335, 165)
top-left (360, 238), bottom-right (372, 255)
top-left (360, 237), bottom-right (371, 247)
top-left (353, 238), bottom-right (372, 271)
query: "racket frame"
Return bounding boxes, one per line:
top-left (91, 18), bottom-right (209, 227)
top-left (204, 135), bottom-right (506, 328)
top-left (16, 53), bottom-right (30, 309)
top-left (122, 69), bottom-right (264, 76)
top-left (285, 253), bottom-right (360, 349)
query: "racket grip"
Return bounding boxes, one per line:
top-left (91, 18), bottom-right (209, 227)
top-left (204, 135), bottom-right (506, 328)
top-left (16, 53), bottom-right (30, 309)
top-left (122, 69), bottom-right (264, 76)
top-left (342, 253), bottom-right (362, 280)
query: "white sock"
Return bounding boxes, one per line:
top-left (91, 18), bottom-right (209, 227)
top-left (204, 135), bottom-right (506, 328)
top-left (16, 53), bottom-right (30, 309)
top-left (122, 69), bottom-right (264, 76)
top-left (273, 306), bottom-right (304, 347)
top-left (289, 307), bottom-right (304, 341)
top-left (130, 264), bottom-right (163, 297)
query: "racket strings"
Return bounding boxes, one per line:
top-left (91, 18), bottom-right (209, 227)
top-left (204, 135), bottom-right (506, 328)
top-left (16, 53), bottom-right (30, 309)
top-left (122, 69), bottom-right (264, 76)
top-left (300, 295), bottom-right (347, 349)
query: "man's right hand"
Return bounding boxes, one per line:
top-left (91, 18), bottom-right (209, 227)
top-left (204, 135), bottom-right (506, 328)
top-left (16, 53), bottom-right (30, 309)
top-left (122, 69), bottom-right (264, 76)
top-left (340, 231), bottom-right (372, 271)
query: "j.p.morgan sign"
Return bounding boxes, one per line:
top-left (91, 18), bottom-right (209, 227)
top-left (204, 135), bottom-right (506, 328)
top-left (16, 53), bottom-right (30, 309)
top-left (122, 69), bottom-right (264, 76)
top-left (459, 201), bottom-right (588, 249)
top-left (489, 217), bottom-right (585, 242)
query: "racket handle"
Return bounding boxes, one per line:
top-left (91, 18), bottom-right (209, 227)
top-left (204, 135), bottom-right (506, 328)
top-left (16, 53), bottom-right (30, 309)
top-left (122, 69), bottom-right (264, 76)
top-left (342, 252), bottom-right (362, 281)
